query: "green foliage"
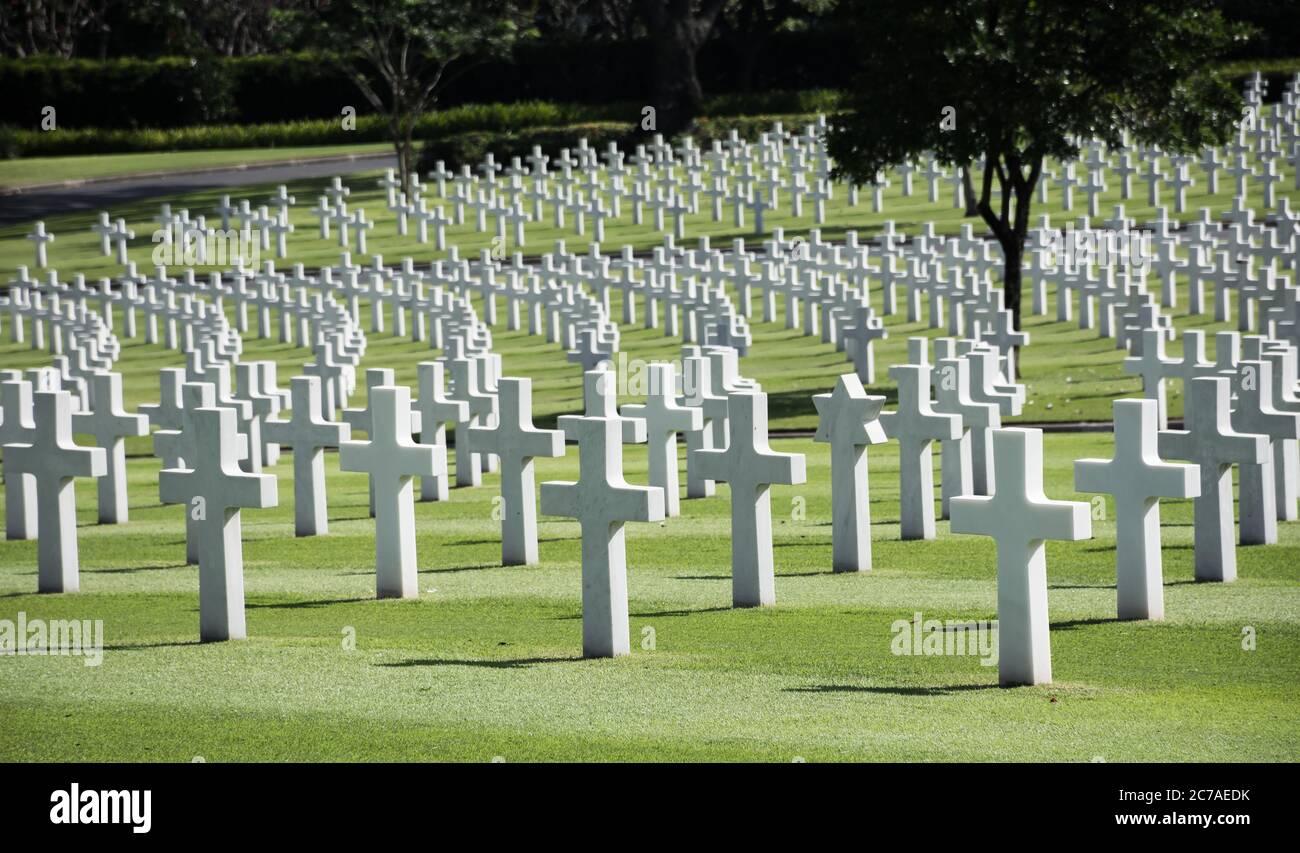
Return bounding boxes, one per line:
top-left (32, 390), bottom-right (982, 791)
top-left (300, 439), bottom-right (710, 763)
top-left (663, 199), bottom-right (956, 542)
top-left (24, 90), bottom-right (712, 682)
top-left (308, 0), bottom-right (532, 184)
top-left (0, 55), bottom-right (242, 129)
top-left (826, 0), bottom-right (1244, 329)
top-left (691, 113), bottom-right (824, 143)
top-left (828, 0), bottom-right (1242, 182)
top-left (0, 102), bottom-right (632, 159)
top-left (0, 93), bottom-right (848, 159)
top-left (0, 125), bottom-right (19, 159)
top-left (702, 89), bottom-right (844, 117)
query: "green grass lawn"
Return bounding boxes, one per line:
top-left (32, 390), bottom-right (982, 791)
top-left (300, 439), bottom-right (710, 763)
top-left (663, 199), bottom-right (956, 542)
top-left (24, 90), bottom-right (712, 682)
top-left (0, 143), bottom-right (393, 190)
top-left (0, 426), bottom-right (1296, 761)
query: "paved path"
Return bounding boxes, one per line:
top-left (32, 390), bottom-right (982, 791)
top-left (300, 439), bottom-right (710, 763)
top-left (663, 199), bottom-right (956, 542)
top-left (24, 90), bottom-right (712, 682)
top-left (0, 154), bottom-right (396, 226)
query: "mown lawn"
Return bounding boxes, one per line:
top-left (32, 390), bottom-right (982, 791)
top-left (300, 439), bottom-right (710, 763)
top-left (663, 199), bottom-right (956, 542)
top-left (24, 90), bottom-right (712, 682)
top-left (0, 144), bottom-right (393, 189)
top-left (0, 427), bottom-right (1296, 761)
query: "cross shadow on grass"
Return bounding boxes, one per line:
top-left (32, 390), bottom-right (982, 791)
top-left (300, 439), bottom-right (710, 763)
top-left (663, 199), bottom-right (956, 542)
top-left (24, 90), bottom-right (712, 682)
top-left (246, 597), bottom-right (372, 610)
top-left (1049, 583), bottom-right (1115, 590)
top-left (447, 537), bottom-right (571, 547)
top-left (84, 563), bottom-right (187, 574)
top-left (375, 655), bottom-right (584, 669)
top-left (104, 640), bottom-right (204, 651)
top-left (787, 683), bottom-right (1001, 697)
top-left (555, 606), bottom-right (732, 620)
top-left (1050, 617), bottom-right (1117, 630)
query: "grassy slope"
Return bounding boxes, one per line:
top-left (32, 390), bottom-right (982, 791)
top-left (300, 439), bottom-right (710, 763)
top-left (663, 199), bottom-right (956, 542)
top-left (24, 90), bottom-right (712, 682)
top-left (0, 144), bottom-right (394, 190)
top-left (0, 429), bottom-right (1296, 761)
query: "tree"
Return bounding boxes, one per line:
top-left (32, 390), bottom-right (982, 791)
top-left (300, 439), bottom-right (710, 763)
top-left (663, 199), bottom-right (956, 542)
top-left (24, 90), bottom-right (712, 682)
top-left (827, 0), bottom-right (1244, 373)
top-left (635, 0), bottom-right (729, 134)
top-left (715, 0), bottom-right (829, 93)
top-left (313, 0), bottom-right (528, 189)
top-left (126, 1), bottom-right (322, 57)
top-left (0, 0), bottom-right (113, 57)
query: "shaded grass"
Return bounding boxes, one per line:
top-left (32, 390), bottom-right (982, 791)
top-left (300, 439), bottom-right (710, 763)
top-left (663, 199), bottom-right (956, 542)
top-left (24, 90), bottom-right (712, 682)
top-left (0, 144), bottom-right (394, 190)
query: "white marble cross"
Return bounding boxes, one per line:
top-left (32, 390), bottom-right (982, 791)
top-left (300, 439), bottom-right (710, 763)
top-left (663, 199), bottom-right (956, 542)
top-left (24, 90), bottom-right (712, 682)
top-left (159, 403), bottom-right (277, 641)
top-left (447, 355), bottom-right (497, 487)
top-left (343, 368), bottom-right (423, 517)
top-left (681, 351), bottom-right (728, 498)
top-left (1075, 399), bottom-right (1199, 620)
top-left (1231, 360), bottom-right (1300, 546)
top-left (933, 357), bottom-right (1000, 513)
top-left (468, 376), bottom-right (565, 565)
top-left (4, 391), bottom-right (107, 593)
top-left (1, 379), bottom-right (38, 540)
top-left (541, 414), bottom-right (665, 658)
top-left (1158, 377), bottom-right (1268, 582)
top-left (414, 361), bottom-right (467, 502)
top-left (813, 373), bottom-right (887, 572)
top-left (622, 362), bottom-right (702, 517)
top-left (140, 368), bottom-right (186, 466)
top-left (263, 375), bottom-right (351, 536)
top-left (583, 366), bottom-right (646, 443)
top-left (26, 221), bottom-right (54, 268)
top-left (951, 428), bottom-right (1091, 686)
top-left (693, 391), bottom-right (806, 606)
top-left (880, 364), bottom-right (961, 540)
top-left (1122, 328), bottom-right (1180, 429)
top-left (339, 385), bottom-right (440, 598)
top-left (72, 371), bottom-right (148, 524)
top-left (154, 382), bottom-right (219, 565)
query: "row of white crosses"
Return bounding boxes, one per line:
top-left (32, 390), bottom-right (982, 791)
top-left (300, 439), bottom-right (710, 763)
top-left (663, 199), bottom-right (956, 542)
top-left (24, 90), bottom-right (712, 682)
top-left (1029, 202), bottom-right (1296, 354)
top-left (1124, 327), bottom-right (1300, 531)
top-left (0, 360), bottom-right (1274, 673)
top-left (19, 76), bottom-right (1290, 372)
top-left (4, 342), bottom-right (1290, 678)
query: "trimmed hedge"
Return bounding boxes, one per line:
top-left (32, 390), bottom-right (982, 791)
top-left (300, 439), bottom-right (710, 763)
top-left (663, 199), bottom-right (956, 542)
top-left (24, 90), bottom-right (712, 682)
top-left (1, 92), bottom-right (844, 159)
top-left (1, 101), bottom-right (639, 158)
top-left (414, 114), bottom-right (828, 174)
top-left (1, 55), bottom-right (239, 129)
top-left (416, 122), bottom-right (638, 174)
top-left (0, 39), bottom-right (856, 130)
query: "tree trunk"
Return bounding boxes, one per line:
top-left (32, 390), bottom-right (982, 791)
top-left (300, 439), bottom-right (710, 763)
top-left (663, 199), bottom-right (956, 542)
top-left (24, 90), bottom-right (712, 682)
top-left (391, 114), bottom-right (411, 192)
top-left (961, 165), bottom-right (979, 217)
top-left (652, 19), bottom-right (706, 135)
top-left (994, 235), bottom-right (1023, 378)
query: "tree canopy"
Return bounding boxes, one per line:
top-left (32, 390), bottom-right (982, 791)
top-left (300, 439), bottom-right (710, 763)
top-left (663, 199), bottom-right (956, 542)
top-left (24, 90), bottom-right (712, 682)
top-left (309, 0), bottom-right (529, 187)
top-left (827, 0), bottom-right (1246, 346)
